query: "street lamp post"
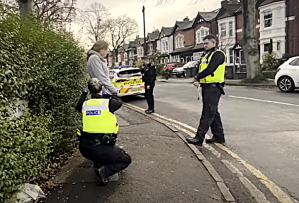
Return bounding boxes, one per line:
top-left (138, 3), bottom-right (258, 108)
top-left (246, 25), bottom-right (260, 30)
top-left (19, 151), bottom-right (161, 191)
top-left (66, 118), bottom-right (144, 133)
top-left (142, 5), bottom-right (147, 58)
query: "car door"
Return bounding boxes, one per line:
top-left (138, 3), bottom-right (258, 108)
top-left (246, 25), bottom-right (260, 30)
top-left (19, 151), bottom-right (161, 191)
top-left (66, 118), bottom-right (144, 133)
top-left (288, 58), bottom-right (299, 86)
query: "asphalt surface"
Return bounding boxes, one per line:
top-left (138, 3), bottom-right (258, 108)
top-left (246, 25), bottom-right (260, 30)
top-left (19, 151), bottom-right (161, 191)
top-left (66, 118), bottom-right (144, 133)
top-left (123, 79), bottom-right (299, 202)
top-left (41, 107), bottom-right (227, 203)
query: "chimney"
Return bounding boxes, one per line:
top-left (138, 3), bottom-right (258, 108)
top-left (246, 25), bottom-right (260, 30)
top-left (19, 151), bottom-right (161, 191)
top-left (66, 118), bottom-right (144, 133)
top-left (183, 16), bottom-right (189, 21)
top-left (221, 0), bottom-right (229, 6)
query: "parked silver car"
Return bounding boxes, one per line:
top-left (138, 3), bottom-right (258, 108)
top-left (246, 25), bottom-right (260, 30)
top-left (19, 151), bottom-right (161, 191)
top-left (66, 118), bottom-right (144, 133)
top-left (172, 61), bottom-right (199, 78)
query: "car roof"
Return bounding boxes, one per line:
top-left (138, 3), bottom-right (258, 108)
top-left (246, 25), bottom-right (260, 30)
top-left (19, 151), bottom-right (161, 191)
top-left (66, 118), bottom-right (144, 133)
top-left (288, 56), bottom-right (299, 61)
top-left (111, 67), bottom-right (140, 73)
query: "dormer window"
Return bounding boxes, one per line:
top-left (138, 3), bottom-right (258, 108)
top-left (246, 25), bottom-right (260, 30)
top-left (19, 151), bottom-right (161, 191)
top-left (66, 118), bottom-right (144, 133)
top-left (196, 27), bottom-right (209, 44)
top-left (175, 35), bottom-right (184, 48)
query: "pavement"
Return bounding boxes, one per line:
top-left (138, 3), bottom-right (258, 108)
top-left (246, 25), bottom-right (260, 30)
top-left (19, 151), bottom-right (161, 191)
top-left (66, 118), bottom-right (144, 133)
top-left (40, 107), bottom-right (229, 203)
top-left (123, 80), bottom-right (299, 203)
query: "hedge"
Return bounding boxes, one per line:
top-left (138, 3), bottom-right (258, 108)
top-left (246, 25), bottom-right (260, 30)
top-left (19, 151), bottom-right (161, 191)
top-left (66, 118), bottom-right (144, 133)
top-left (0, 15), bottom-right (86, 202)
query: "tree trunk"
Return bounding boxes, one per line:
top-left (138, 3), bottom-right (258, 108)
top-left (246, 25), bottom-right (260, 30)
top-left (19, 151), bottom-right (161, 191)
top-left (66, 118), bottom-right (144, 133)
top-left (242, 0), bottom-right (264, 82)
top-left (18, 0), bottom-right (33, 18)
top-left (111, 50), bottom-right (116, 69)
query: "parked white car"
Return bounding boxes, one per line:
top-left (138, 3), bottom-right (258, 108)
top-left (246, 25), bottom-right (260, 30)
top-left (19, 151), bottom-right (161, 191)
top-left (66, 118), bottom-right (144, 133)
top-left (275, 56), bottom-right (299, 92)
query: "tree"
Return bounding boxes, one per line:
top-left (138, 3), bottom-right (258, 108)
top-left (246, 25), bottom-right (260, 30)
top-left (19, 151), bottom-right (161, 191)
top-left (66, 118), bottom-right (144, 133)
top-left (3, 0), bottom-right (76, 26)
top-left (33, 0), bottom-right (76, 27)
top-left (242, 0), bottom-right (263, 82)
top-left (78, 2), bottom-right (110, 42)
top-left (105, 15), bottom-right (139, 68)
top-left (18, 0), bottom-right (33, 17)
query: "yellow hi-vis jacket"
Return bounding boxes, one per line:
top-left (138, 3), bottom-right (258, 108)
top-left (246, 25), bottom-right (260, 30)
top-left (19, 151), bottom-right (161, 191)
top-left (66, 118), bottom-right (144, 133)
top-left (199, 50), bottom-right (226, 84)
top-left (82, 99), bottom-right (118, 134)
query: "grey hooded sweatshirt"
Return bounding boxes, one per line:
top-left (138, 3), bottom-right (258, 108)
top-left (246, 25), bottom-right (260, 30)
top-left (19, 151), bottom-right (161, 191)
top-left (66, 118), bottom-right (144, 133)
top-left (87, 50), bottom-right (117, 95)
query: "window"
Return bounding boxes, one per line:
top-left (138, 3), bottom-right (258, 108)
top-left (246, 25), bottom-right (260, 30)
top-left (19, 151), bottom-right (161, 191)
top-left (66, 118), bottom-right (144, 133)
top-left (289, 59), bottom-right (299, 66)
top-left (264, 11), bottom-right (272, 28)
top-left (264, 43), bottom-right (271, 52)
top-left (229, 21), bottom-right (233, 37)
top-left (229, 48), bottom-right (234, 64)
top-left (176, 36), bottom-right (184, 48)
top-left (220, 23), bottom-right (226, 37)
top-left (240, 51), bottom-right (245, 64)
top-left (277, 42), bottom-right (281, 51)
top-left (165, 41), bottom-right (168, 51)
top-left (118, 69), bottom-right (142, 77)
top-left (149, 44), bottom-right (153, 51)
top-left (197, 27), bottom-right (209, 43)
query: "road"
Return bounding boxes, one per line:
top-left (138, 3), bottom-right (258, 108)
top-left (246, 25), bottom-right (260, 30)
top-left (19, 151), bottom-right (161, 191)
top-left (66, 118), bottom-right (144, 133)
top-left (124, 79), bottom-right (299, 202)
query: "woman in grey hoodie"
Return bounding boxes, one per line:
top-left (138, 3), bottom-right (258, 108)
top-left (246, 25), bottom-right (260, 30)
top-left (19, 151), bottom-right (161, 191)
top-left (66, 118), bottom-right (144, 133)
top-left (86, 41), bottom-right (118, 96)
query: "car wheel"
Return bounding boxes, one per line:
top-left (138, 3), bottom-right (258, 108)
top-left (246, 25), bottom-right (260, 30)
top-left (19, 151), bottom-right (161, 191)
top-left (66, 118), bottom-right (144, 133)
top-left (176, 75), bottom-right (181, 78)
top-left (278, 76), bottom-right (295, 92)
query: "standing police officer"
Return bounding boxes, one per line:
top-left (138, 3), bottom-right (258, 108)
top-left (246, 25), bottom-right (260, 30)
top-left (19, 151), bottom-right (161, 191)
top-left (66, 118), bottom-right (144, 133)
top-left (76, 78), bottom-right (131, 185)
top-left (141, 57), bottom-right (157, 114)
top-left (186, 35), bottom-right (226, 147)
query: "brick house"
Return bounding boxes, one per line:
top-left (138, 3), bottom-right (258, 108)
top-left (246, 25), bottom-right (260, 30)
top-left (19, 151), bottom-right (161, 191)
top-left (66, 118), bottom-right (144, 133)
top-left (192, 11), bottom-right (218, 60)
top-left (170, 17), bottom-right (194, 62)
top-left (286, 0), bottom-right (299, 57)
top-left (170, 12), bottom-right (218, 63)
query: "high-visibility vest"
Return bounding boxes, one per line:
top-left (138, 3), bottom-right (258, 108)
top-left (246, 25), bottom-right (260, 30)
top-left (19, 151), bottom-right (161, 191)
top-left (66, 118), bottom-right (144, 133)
top-left (82, 99), bottom-right (118, 134)
top-left (199, 50), bottom-right (226, 84)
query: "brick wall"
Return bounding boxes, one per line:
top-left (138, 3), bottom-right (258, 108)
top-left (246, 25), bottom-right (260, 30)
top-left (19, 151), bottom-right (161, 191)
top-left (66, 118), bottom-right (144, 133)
top-left (287, 0), bottom-right (299, 56)
top-left (174, 28), bottom-right (195, 48)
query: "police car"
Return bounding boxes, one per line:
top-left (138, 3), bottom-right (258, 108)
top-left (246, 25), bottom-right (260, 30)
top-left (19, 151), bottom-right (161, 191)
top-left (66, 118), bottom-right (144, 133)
top-left (109, 67), bottom-right (145, 97)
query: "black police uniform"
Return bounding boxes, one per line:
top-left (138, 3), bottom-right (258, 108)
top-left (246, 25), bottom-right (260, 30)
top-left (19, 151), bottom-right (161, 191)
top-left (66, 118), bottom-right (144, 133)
top-left (76, 92), bottom-right (131, 184)
top-left (187, 47), bottom-right (226, 146)
top-left (141, 63), bottom-right (157, 113)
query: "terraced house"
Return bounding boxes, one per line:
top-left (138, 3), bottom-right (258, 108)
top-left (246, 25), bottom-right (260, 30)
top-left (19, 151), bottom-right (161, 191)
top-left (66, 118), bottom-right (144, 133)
top-left (115, 0), bottom-right (298, 76)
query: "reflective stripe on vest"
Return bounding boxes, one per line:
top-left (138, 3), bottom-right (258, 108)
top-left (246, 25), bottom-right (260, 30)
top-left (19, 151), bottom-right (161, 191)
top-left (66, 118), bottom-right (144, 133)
top-left (199, 50), bottom-right (226, 84)
top-left (82, 99), bottom-right (118, 134)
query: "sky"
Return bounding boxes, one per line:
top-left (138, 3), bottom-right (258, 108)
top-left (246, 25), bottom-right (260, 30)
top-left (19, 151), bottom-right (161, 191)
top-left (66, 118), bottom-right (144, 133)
top-left (72, 0), bottom-right (222, 48)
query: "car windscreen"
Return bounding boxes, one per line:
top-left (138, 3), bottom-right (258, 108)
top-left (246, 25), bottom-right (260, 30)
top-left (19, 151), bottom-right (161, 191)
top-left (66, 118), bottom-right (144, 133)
top-left (183, 61), bottom-right (197, 67)
top-left (118, 69), bottom-right (142, 77)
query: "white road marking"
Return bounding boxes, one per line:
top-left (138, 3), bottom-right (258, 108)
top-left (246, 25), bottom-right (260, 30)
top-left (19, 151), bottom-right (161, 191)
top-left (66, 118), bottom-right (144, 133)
top-left (222, 160), bottom-right (270, 203)
top-left (229, 95), bottom-right (299, 107)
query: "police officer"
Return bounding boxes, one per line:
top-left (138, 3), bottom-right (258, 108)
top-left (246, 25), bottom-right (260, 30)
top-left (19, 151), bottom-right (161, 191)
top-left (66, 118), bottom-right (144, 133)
top-left (76, 78), bottom-right (131, 185)
top-left (186, 34), bottom-right (226, 147)
top-left (141, 56), bottom-right (157, 114)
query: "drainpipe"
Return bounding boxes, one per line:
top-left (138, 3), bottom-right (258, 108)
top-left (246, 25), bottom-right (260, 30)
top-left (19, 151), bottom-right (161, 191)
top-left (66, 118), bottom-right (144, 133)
top-left (285, 0), bottom-right (290, 58)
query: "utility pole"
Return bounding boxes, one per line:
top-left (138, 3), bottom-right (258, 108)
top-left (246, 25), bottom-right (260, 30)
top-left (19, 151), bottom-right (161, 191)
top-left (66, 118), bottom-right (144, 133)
top-left (142, 5), bottom-right (147, 57)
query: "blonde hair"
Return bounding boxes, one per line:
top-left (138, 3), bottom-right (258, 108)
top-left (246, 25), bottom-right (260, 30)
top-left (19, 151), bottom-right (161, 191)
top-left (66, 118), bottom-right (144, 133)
top-left (88, 78), bottom-right (103, 95)
top-left (87, 40), bottom-right (109, 61)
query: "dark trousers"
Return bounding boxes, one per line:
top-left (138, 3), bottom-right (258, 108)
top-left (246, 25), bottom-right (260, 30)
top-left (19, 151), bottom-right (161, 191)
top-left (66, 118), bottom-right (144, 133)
top-left (79, 140), bottom-right (131, 177)
top-left (145, 83), bottom-right (155, 110)
top-left (196, 85), bottom-right (224, 142)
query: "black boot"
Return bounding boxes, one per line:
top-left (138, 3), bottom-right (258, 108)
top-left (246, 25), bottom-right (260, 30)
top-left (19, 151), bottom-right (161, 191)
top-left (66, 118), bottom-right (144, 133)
top-left (186, 136), bottom-right (203, 146)
top-left (95, 166), bottom-right (109, 185)
top-left (145, 109), bottom-right (155, 114)
top-left (205, 137), bottom-right (225, 144)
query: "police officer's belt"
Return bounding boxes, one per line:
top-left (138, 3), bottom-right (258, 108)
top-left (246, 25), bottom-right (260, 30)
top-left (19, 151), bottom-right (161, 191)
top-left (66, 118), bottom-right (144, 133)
top-left (81, 131), bottom-right (117, 145)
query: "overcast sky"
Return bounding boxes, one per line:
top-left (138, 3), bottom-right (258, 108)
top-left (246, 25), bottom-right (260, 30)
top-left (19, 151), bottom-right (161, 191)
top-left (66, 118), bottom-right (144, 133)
top-left (73, 0), bottom-right (222, 47)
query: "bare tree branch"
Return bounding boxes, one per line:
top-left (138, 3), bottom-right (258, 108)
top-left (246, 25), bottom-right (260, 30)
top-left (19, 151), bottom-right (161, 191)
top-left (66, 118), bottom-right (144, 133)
top-left (105, 14), bottom-right (139, 67)
top-left (77, 2), bottom-right (110, 43)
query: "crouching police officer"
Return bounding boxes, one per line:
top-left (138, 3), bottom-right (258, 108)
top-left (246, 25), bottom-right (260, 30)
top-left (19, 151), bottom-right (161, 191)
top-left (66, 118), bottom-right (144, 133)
top-left (76, 78), bottom-right (132, 185)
